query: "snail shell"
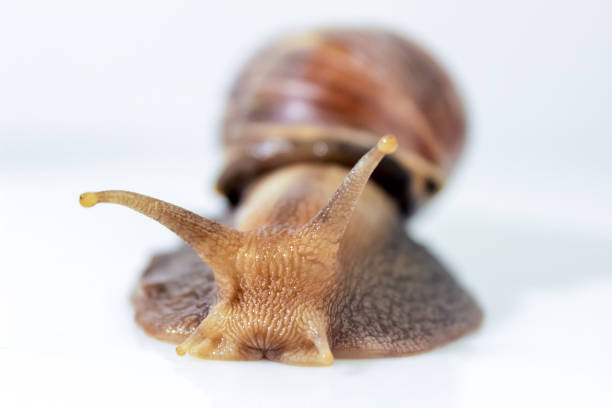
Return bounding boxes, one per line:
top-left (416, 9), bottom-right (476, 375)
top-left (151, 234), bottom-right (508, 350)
top-left (218, 29), bottom-right (466, 213)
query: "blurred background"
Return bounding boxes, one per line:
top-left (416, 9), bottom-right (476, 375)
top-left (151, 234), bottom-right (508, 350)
top-left (1, 1), bottom-right (610, 407)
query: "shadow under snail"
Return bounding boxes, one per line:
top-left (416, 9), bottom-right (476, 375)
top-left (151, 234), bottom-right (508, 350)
top-left (79, 28), bottom-right (482, 366)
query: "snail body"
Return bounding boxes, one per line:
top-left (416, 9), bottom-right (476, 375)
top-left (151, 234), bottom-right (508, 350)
top-left (80, 29), bottom-right (481, 366)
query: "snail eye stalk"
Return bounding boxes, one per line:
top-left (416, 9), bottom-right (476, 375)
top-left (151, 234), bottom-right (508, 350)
top-left (79, 190), bottom-right (243, 273)
top-left (300, 135), bottom-right (397, 244)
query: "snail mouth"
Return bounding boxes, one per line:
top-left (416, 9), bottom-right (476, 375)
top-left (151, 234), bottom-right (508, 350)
top-left (244, 344), bottom-right (283, 361)
top-left (241, 329), bottom-right (285, 359)
top-left (262, 347), bottom-right (284, 361)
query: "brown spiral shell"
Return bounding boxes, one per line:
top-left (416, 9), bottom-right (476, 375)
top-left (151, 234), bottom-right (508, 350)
top-left (217, 29), bottom-right (467, 214)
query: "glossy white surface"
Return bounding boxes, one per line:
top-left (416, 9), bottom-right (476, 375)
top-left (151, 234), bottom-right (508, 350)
top-left (1, 1), bottom-right (611, 407)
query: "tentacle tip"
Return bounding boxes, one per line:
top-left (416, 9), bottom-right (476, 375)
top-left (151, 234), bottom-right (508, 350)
top-left (175, 345), bottom-right (187, 356)
top-left (377, 134), bottom-right (398, 154)
top-left (79, 192), bottom-right (99, 208)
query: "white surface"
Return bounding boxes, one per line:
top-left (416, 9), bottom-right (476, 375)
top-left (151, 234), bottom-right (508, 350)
top-left (1, 1), bottom-right (611, 407)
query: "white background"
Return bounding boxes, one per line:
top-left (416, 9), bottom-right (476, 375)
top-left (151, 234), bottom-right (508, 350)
top-left (1, 1), bottom-right (611, 407)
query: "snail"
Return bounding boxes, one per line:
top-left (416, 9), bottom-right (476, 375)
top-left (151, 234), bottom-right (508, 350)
top-left (80, 28), bottom-right (482, 366)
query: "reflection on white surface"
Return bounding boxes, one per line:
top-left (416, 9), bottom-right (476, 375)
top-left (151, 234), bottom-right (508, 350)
top-left (1, 0), bottom-right (611, 407)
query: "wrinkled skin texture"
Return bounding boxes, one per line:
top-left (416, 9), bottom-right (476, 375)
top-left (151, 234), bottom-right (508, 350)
top-left (133, 165), bottom-right (482, 365)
